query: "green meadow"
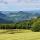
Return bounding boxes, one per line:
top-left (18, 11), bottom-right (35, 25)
top-left (0, 29), bottom-right (40, 40)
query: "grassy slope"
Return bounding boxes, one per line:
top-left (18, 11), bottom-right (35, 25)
top-left (0, 30), bottom-right (40, 40)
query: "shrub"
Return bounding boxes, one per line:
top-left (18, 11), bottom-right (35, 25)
top-left (32, 21), bottom-right (40, 32)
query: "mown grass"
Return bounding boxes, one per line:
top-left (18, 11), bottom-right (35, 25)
top-left (0, 29), bottom-right (40, 40)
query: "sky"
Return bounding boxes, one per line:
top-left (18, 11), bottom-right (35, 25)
top-left (0, 0), bottom-right (40, 11)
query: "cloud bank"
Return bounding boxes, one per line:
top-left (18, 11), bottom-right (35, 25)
top-left (0, 0), bottom-right (40, 11)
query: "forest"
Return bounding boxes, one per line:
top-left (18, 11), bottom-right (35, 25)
top-left (0, 16), bottom-right (40, 32)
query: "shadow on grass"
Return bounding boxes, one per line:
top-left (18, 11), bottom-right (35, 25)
top-left (0, 29), bottom-right (24, 34)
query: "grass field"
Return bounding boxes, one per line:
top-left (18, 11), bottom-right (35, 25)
top-left (0, 29), bottom-right (40, 40)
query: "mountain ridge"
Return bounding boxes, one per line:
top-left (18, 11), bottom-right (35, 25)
top-left (0, 11), bottom-right (40, 23)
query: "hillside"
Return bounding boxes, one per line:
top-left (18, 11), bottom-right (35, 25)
top-left (0, 11), bottom-right (40, 23)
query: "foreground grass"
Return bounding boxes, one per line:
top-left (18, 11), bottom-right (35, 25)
top-left (0, 29), bottom-right (40, 40)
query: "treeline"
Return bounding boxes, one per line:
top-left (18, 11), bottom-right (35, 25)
top-left (0, 16), bottom-right (40, 32)
top-left (0, 20), bottom-right (31, 29)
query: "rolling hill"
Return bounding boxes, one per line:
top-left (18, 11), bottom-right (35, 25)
top-left (0, 11), bottom-right (40, 23)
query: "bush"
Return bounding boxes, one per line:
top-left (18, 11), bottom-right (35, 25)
top-left (32, 21), bottom-right (40, 32)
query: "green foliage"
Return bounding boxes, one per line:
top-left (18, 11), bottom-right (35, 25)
top-left (0, 16), bottom-right (40, 31)
top-left (0, 20), bottom-right (31, 29)
top-left (32, 18), bottom-right (40, 32)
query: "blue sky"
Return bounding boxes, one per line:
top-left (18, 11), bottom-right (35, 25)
top-left (0, 0), bottom-right (40, 11)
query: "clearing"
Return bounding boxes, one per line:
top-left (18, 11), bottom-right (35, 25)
top-left (0, 29), bottom-right (40, 40)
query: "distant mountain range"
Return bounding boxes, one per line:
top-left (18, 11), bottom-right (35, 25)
top-left (0, 11), bottom-right (40, 23)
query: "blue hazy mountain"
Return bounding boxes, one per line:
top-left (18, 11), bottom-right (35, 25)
top-left (0, 11), bottom-right (13, 23)
top-left (0, 11), bottom-right (40, 23)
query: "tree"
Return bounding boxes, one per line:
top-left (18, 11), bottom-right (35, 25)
top-left (32, 20), bottom-right (40, 32)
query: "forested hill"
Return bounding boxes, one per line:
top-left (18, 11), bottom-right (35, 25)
top-left (0, 11), bottom-right (40, 23)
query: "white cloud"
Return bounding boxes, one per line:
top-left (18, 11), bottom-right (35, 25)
top-left (0, 0), bottom-right (40, 11)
